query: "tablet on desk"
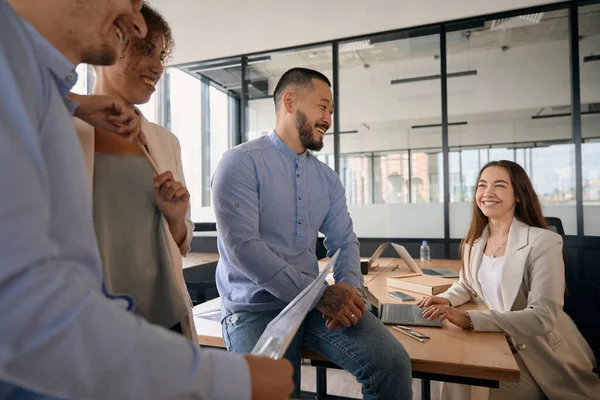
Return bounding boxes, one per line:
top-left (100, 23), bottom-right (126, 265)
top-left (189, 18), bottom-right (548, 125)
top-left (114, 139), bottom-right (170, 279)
top-left (379, 303), bottom-right (443, 328)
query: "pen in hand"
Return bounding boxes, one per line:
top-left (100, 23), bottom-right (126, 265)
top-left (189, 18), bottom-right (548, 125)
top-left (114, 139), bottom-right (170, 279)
top-left (391, 325), bottom-right (425, 343)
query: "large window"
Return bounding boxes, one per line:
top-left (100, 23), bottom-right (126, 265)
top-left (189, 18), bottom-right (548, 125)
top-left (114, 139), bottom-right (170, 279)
top-left (167, 68), bottom-right (203, 221)
top-left (337, 29), bottom-right (444, 239)
top-left (446, 9), bottom-right (577, 236)
top-left (167, 66), bottom-right (237, 221)
top-left (164, 1), bottom-right (599, 240)
top-left (580, 3), bottom-right (600, 236)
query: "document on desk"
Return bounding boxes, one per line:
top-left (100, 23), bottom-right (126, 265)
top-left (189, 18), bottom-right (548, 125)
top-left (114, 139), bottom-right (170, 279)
top-left (251, 249), bottom-right (340, 360)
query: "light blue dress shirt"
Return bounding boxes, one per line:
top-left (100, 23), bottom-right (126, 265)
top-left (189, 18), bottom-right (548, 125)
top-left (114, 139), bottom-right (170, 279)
top-left (213, 131), bottom-right (362, 318)
top-left (0, 2), bottom-right (249, 399)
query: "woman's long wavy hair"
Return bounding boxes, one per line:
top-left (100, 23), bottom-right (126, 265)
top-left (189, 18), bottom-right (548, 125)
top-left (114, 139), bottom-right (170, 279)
top-left (461, 160), bottom-right (548, 275)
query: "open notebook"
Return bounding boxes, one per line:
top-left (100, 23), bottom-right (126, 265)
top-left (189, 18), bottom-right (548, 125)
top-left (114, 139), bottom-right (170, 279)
top-left (251, 249), bottom-right (340, 360)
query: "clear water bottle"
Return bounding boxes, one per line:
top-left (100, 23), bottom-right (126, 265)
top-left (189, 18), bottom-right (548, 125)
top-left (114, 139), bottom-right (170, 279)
top-left (420, 240), bottom-right (431, 263)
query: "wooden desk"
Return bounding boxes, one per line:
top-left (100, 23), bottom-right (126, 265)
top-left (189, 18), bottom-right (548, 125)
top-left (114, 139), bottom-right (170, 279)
top-left (183, 252), bottom-right (219, 269)
top-left (363, 259), bottom-right (519, 386)
top-left (194, 259), bottom-right (519, 400)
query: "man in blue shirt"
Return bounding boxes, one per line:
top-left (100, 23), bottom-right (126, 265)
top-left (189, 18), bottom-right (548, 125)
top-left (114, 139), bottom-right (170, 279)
top-left (0, 0), bottom-right (293, 399)
top-left (213, 67), bottom-right (412, 399)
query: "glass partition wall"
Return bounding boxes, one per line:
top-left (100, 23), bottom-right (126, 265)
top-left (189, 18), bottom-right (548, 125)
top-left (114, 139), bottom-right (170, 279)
top-left (166, 1), bottom-right (599, 252)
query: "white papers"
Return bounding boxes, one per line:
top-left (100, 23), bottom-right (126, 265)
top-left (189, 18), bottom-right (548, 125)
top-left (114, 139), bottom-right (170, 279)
top-left (251, 249), bottom-right (340, 359)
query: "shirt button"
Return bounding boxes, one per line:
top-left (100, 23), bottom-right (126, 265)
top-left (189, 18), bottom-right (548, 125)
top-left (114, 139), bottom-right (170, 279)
top-left (296, 157), bottom-right (300, 161)
top-left (234, 203), bottom-right (239, 207)
top-left (298, 196), bottom-right (302, 200)
top-left (298, 220), bottom-right (302, 224)
top-left (516, 344), bottom-right (527, 351)
top-left (297, 174), bottom-right (300, 178)
top-left (66, 72), bottom-right (76, 81)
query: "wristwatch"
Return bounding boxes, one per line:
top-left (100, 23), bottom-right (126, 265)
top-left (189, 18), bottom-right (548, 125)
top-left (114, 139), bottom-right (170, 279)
top-left (354, 286), bottom-right (368, 304)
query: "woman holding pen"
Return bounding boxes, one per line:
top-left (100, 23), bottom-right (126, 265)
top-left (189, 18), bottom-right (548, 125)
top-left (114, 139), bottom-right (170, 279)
top-left (419, 160), bottom-right (599, 400)
top-left (73, 3), bottom-right (197, 342)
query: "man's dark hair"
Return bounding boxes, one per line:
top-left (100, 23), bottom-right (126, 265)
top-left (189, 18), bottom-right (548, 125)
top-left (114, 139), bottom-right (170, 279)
top-left (273, 67), bottom-right (331, 110)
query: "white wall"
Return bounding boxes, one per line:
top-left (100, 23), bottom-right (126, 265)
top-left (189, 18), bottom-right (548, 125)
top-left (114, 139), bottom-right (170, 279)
top-left (152, 0), bottom-right (561, 65)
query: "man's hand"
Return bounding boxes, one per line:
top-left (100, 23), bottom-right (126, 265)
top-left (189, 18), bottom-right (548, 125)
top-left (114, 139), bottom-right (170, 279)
top-left (154, 171), bottom-right (189, 224)
top-left (317, 283), bottom-right (367, 328)
top-left (243, 355), bottom-right (294, 400)
top-left (70, 93), bottom-right (146, 144)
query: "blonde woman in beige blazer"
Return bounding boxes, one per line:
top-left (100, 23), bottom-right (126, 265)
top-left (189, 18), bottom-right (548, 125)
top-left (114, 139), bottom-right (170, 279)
top-left (74, 4), bottom-right (198, 344)
top-left (419, 160), bottom-right (599, 400)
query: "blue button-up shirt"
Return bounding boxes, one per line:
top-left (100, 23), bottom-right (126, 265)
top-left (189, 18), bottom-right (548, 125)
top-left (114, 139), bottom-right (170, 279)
top-left (0, 3), bottom-right (249, 399)
top-left (213, 131), bottom-right (362, 317)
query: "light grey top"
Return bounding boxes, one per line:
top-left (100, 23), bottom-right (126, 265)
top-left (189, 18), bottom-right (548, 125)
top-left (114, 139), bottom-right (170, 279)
top-left (93, 152), bottom-right (188, 329)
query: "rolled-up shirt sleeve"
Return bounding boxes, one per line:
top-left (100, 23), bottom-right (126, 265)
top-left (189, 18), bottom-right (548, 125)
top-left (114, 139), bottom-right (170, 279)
top-left (320, 177), bottom-right (362, 288)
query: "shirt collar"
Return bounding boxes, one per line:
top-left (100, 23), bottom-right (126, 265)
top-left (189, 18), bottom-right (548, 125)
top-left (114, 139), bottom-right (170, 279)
top-left (269, 130), bottom-right (307, 163)
top-left (22, 19), bottom-right (78, 101)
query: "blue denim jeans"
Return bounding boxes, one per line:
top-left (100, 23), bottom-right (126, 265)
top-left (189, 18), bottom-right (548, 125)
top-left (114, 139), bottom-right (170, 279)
top-left (0, 383), bottom-right (56, 400)
top-left (223, 307), bottom-right (412, 399)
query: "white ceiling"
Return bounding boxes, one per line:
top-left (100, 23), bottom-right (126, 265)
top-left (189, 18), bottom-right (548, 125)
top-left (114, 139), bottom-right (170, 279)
top-left (151, 0), bottom-right (563, 65)
top-left (249, 7), bottom-right (600, 79)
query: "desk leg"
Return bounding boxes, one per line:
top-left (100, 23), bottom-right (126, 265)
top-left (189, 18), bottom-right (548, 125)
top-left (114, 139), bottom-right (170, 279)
top-left (421, 379), bottom-right (431, 400)
top-left (316, 366), bottom-right (327, 399)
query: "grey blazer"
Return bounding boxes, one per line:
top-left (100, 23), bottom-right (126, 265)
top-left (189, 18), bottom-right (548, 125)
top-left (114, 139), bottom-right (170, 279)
top-left (439, 218), bottom-right (599, 399)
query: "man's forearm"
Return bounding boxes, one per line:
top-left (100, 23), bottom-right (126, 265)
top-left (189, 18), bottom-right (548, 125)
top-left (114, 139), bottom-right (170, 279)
top-left (1, 263), bottom-right (251, 400)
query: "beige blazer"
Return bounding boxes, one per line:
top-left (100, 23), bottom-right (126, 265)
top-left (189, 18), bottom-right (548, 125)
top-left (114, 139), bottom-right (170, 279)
top-left (439, 218), bottom-right (599, 400)
top-left (73, 116), bottom-right (198, 345)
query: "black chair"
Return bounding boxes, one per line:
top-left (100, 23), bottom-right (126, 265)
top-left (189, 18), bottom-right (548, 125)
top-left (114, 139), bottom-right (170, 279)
top-left (545, 217), bottom-right (565, 236)
top-left (562, 236), bottom-right (600, 367)
top-left (183, 261), bottom-right (219, 305)
top-left (185, 281), bottom-right (218, 305)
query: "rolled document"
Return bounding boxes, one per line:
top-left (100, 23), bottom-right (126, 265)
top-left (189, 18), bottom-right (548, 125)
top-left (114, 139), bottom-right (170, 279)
top-left (251, 249), bottom-right (341, 359)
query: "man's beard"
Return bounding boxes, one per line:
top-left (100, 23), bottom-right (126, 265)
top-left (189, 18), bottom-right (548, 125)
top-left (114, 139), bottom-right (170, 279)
top-left (81, 42), bottom-right (118, 66)
top-left (296, 110), bottom-right (324, 151)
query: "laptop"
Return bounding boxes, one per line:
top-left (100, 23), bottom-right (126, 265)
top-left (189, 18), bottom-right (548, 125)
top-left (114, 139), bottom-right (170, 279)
top-left (391, 243), bottom-right (459, 278)
top-left (359, 242), bottom-right (390, 274)
top-left (379, 303), bottom-right (443, 328)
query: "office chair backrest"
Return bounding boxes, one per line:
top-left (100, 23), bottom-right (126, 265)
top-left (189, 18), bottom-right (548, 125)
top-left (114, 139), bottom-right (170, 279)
top-left (562, 236), bottom-right (600, 364)
top-left (545, 217), bottom-right (565, 236)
